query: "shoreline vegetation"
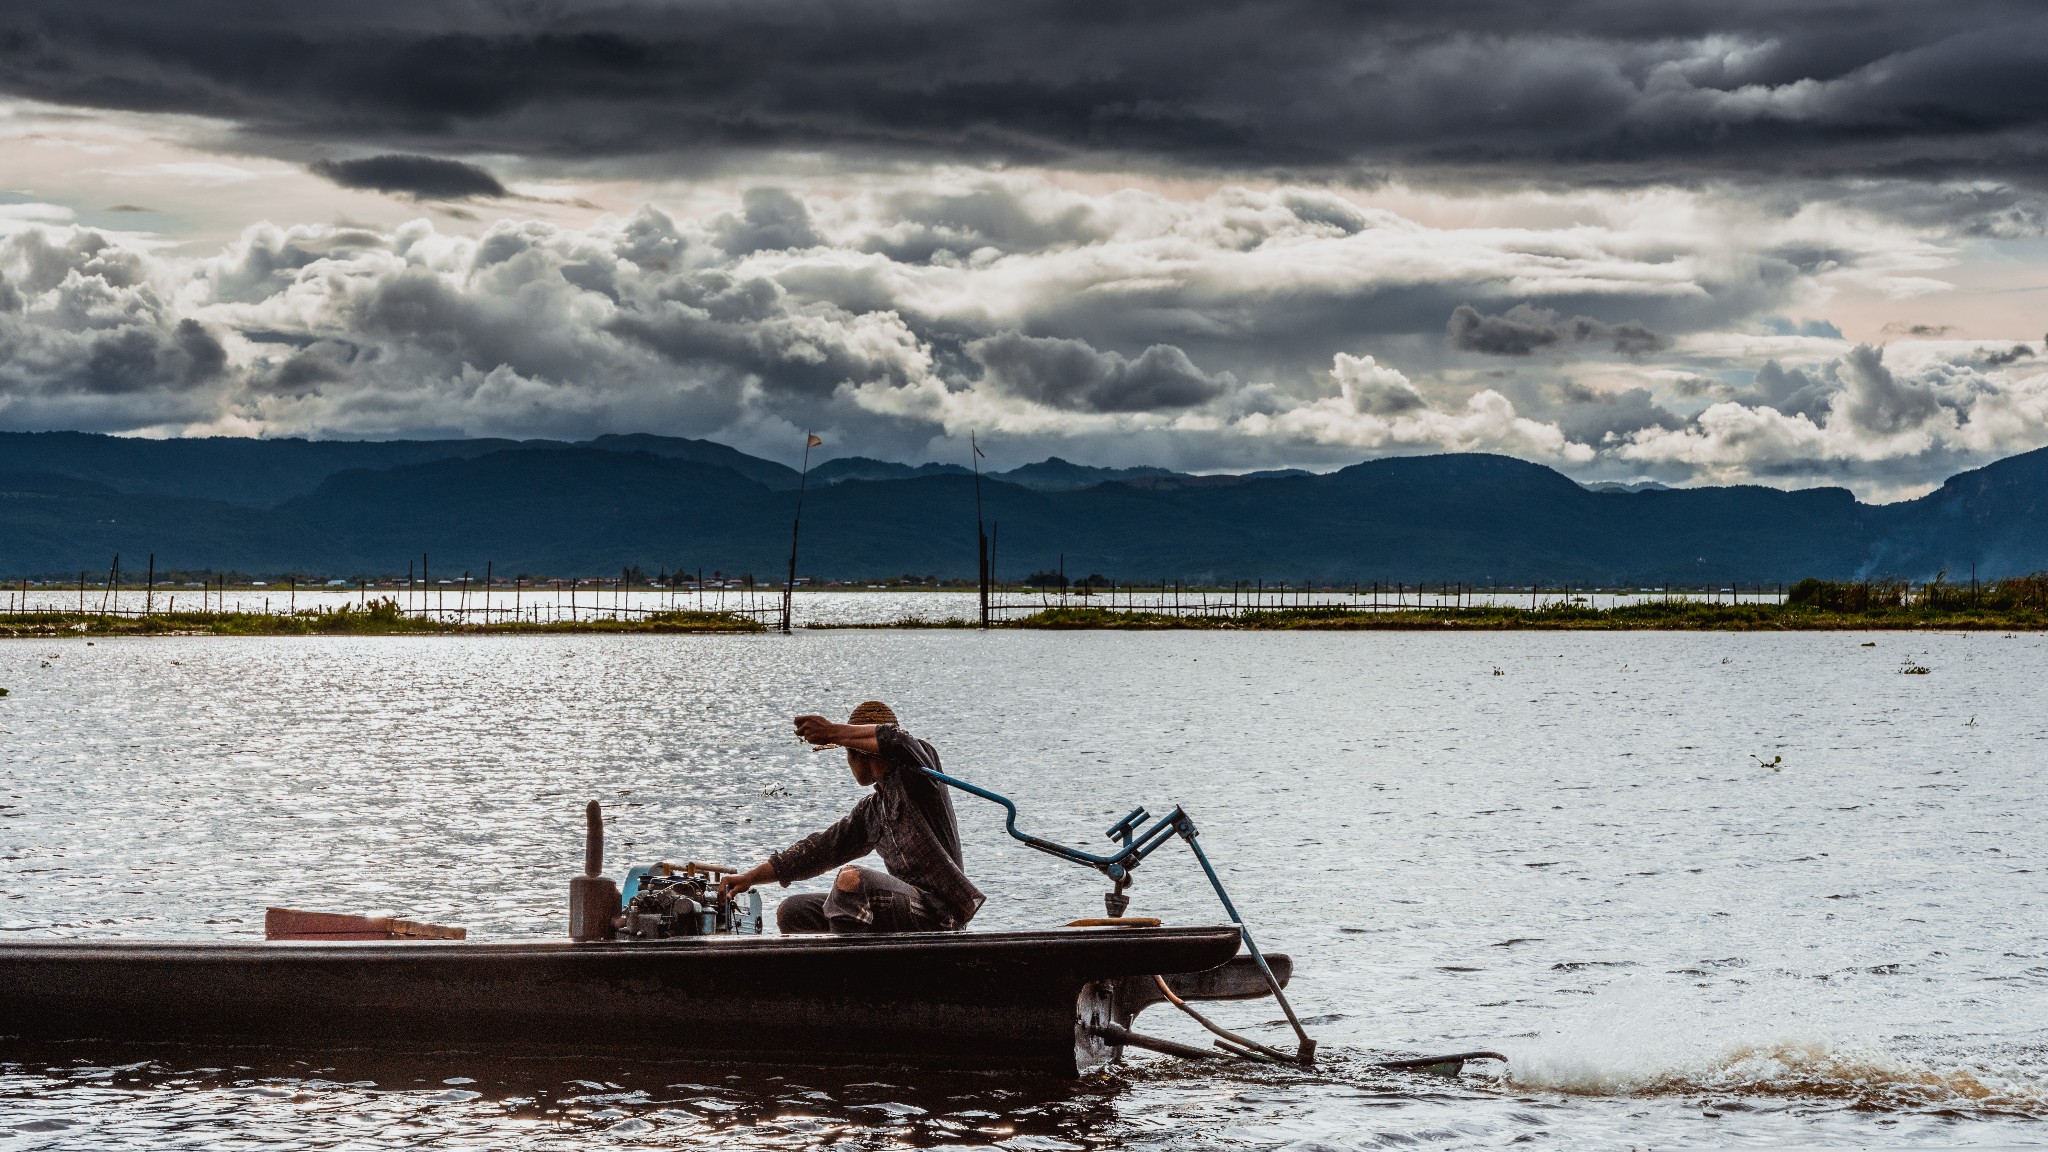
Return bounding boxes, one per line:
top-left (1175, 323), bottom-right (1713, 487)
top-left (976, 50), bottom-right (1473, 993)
top-left (3, 578), bottom-right (2045, 636)
top-left (0, 598), bottom-right (764, 637)
top-left (836, 574), bottom-right (2048, 631)
top-left (996, 575), bottom-right (2048, 631)
top-left (997, 602), bottom-right (2048, 631)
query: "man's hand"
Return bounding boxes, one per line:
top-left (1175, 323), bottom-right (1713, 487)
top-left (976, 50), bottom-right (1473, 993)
top-left (794, 715), bottom-right (882, 754)
top-left (719, 861), bottom-right (776, 901)
top-left (792, 714), bottom-right (842, 747)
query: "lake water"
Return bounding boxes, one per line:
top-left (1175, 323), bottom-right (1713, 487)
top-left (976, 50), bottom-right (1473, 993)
top-left (1, 629), bottom-right (2044, 1149)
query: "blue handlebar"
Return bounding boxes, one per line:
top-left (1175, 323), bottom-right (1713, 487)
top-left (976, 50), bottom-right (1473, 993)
top-left (917, 766), bottom-right (1317, 1064)
top-left (921, 768), bottom-right (1184, 881)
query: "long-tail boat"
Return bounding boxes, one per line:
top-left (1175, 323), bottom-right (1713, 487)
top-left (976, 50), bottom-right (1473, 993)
top-left (0, 924), bottom-right (1283, 1075)
top-left (0, 793), bottom-right (1303, 1075)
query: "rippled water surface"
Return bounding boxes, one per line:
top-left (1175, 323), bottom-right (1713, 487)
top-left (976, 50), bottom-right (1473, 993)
top-left (2, 630), bottom-right (2045, 1149)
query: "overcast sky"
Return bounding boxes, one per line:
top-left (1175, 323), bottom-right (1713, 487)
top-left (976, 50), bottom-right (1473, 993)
top-left (2, 1), bottom-right (2046, 499)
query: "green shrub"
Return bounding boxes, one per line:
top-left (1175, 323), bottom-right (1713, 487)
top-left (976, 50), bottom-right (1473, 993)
top-left (1786, 578), bottom-right (1906, 612)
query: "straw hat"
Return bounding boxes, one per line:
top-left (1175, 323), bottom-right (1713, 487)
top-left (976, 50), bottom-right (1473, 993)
top-left (849, 700), bottom-right (897, 726)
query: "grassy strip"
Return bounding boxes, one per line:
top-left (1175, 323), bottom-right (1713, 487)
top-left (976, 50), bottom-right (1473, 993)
top-left (0, 601), bottom-right (763, 637)
top-left (1002, 602), bottom-right (2048, 631)
top-left (808, 616), bottom-right (981, 630)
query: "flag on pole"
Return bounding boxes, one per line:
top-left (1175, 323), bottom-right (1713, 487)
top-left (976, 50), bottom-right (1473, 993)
top-left (807, 434), bottom-right (823, 447)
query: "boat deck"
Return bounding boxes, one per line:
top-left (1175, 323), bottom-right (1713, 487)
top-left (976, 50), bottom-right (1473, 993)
top-left (0, 925), bottom-right (1247, 1074)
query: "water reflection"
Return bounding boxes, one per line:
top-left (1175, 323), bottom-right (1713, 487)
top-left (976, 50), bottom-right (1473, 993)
top-left (0, 1043), bottom-right (1126, 1149)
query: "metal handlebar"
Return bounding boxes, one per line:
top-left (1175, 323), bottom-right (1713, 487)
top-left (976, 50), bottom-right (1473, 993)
top-left (919, 768), bottom-right (1182, 879)
top-left (919, 767), bottom-right (1317, 1065)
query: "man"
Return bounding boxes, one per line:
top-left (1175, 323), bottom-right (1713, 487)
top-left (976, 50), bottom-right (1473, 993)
top-left (719, 701), bottom-right (984, 934)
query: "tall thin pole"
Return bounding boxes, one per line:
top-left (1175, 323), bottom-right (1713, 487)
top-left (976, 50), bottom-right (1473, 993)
top-left (972, 431), bottom-right (988, 628)
top-left (784, 432), bottom-right (819, 635)
top-left (145, 554), bottom-right (155, 616)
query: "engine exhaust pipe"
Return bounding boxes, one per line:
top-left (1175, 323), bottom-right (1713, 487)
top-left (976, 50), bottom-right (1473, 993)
top-left (584, 799), bottom-right (604, 877)
top-left (569, 799), bottom-right (621, 941)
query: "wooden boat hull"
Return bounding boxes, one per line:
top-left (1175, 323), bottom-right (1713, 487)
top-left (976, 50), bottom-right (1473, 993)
top-left (0, 926), bottom-right (1245, 1075)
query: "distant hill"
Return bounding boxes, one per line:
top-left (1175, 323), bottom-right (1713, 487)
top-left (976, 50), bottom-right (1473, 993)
top-left (0, 430), bottom-right (526, 506)
top-left (2, 432), bottom-right (2046, 581)
top-left (583, 433), bottom-right (801, 489)
top-left (809, 457), bottom-right (970, 485)
top-left (0, 429), bottom-right (802, 504)
top-left (1860, 447), bottom-right (2048, 578)
top-left (987, 457), bottom-right (1183, 492)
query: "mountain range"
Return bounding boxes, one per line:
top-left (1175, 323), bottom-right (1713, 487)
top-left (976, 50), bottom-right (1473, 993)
top-left (2, 430), bottom-right (2045, 583)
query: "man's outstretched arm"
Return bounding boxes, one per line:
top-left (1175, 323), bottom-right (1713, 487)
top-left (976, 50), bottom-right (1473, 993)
top-left (721, 806), bottom-right (874, 897)
top-left (719, 859), bottom-right (778, 897)
top-left (721, 787), bottom-right (878, 899)
top-left (794, 715), bottom-right (881, 753)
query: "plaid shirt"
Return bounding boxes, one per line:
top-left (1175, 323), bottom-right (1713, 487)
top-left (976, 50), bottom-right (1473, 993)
top-left (769, 724), bottom-right (984, 928)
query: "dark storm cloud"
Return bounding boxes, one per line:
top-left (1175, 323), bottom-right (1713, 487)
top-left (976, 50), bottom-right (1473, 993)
top-left (1447, 304), bottom-right (1667, 358)
top-left (969, 333), bottom-right (1231, 413)
top-left (1350, 370), bottom-right (1428, 417)
top-left (1550, 384), bottom-right (1686, 444)
top-left (1838, 344), bottom-right (1943, 435)
top-left (1742, 361), bottom-right (1838, 422)
top-left (713, 188), bottom-right (821, 256)
top-left (310, 155), bottom-right (508, 199)
top-left (1713, 345), bottom-right (1956, 437)
top-left (258, 344), bottom-right (352, 398)
top-left (855, 185), bottom-right (1110, 263)
top-left (961, 172), bottom-right (1769, 389)
top-left (607, 265), bottom-right (927, 400)
top-left (0, 230), bottom-right (229, 429)
top-left (1983, 344), bottom-right (2034, 367)
top-left (4, 1), bottom-right (2048, 184)
top-left (1844, 182), bottom-right (2048, 238)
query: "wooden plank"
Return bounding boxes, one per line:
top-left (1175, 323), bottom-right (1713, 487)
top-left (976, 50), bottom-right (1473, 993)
top-left (265, 907), bottom-right (466, 941)
top-left (387, 917), bottom-right (466, 941)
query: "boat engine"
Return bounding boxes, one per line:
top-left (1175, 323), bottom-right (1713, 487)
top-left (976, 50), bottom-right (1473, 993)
top-left (569, 800), bottom-right (763, 941)
top-left (619, 862), bottom-right (764, 938)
